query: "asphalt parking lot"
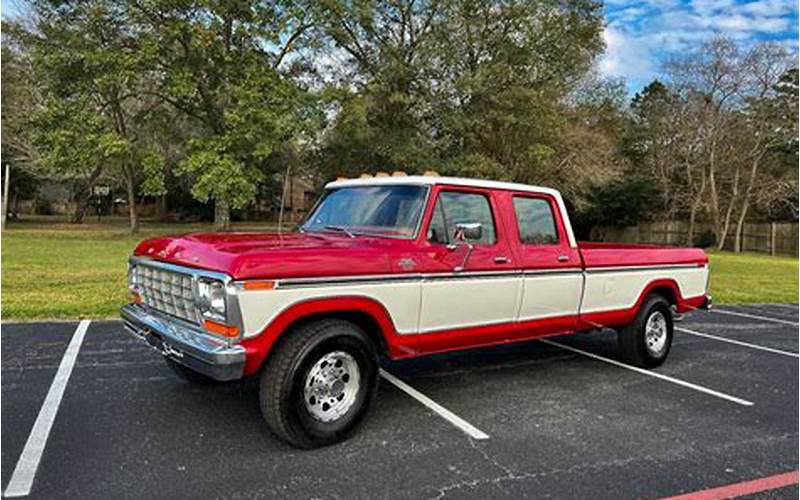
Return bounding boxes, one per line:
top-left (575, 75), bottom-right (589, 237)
top-left (2, 305), bottom-right (798, 499)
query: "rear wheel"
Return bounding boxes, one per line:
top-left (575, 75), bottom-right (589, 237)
top-left (260, 319), bottom-right (378, 448)
top-left (617, 294), bottom-right (673, 368)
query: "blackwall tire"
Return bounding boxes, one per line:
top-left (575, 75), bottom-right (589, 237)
top-left (259, 319), bottom-right (379, 448)
top-left (617, 294), bottom-right (674, 368)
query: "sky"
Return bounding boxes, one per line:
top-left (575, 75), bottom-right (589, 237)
top-left (2, 0), bottom-right (798, 94)
top-left (600, 0), bottom-right (799, 92)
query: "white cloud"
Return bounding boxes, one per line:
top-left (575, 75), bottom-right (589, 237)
top-left (598, 26), bottom-right (656, 83)
top-left (600, 0), bottom-right (798, 90)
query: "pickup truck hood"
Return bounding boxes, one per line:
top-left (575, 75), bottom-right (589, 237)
top-left (133, 232), bottom-right (393, 280)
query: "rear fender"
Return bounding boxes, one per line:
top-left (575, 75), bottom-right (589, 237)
top-left (578, 278), bottom-right (688, 330)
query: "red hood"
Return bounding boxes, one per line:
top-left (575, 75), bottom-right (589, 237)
top-left (133, 231), bottom-right (395, 280)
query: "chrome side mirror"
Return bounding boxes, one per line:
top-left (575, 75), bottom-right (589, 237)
top-left (453, 222), bottom-right (482, 242)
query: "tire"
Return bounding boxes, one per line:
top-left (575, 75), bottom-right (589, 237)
top-left (617, 294), bottom-right (674, 368)
top-left (165, 358), bottom-right (219, 385)
top-left (259, 318), bottom-right (379, 448)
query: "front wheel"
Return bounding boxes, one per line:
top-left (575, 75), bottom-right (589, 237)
top-left (259, 319), bottom-right (378, 448)
top-left (617, 294), bottom-right (673, 368)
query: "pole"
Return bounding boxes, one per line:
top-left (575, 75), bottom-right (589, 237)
top-left (278, 163), bottom-right (291, 236)
top-left (770, 222), bottom-right (777, 256)
top-left (2, 164), bottom-right (10, 230)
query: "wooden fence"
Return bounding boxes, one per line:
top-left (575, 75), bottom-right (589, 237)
top-left (590, 221), bottom-right (798, 257)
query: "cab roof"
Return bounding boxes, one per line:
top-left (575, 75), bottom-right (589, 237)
top-left (325, 175), bottom-right (561, 198)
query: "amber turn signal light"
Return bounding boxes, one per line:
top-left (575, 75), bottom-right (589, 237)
top-left (131, 292), bottom-right (143, 304)
top-left (242, 280), bottom-right (276, 290)
top-left (203, 320), bottom-right (240, 337)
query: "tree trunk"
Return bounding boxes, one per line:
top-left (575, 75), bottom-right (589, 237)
top-left (733, 153), bottom-right (763, 254)
top-left (2, 164), bottom-right (10, 229)
top-left (733, 202), bottom-right (748, 253)
top-left (214, 200), bottom-right (231, 231)
top-left (70, 165), bottom-right (104, 224)
top-left (71, 191), bottom-right (90, 224)
top-left (124, 167), bottom-right (139, 234)
top-left (156, 194), bottom-right (168, 222)
top-left (716, 168), bottom-right (740, 251)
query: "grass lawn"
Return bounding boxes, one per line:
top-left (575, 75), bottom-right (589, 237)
top-left (1, 217), bottom-right (797, 321)
top-left (1, 216), bottom-right (282, 321)
top-left (707, 251), bottom-right (798, 305)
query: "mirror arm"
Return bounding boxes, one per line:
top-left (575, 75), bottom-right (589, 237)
top-left (452, 242), bottom-right (474, 273)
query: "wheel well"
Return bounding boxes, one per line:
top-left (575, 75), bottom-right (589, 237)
top-left (648, 286), bottom-right (677, 308)
top-left (287, 311), bottom-right (389, 356)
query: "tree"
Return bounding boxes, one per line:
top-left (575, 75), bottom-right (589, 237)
top-left (313, 0), bottom-right (444, 176)
top-left (135, 0), bottom-right (319, 230)
top-left (315, 0), bottom-right (606, 190)
top-left (661, 37), bottom-right (794, 250)
top-left (4, 2), bottom-right (173, 232)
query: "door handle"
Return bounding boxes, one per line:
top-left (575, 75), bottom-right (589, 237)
top-left (494, 256), bottom-right (510, 264)
top-left (557, 255), bottom-right (569, 262)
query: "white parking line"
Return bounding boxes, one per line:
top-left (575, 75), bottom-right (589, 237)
top-left (379, 368), bottom-right (489, 440)
top-left (4, 320), bottom-right (91, 498)
top-left (540, 339), bottom-right (754, 407)
top-left (710, 309), bottom-right (799, 326)
top-left (676, 326), bottom-right (799, 358)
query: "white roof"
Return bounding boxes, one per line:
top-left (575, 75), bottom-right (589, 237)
top-left (325, 175), bottom-right (561, 197)
top-left (324, 175), bottom-right (577, 248)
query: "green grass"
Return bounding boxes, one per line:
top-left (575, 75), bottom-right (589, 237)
top-left (1, 217), bottom-right (797, 321)
top-left (1, 216), bottom-right (282, 321)
top-left (708, 251), bottom-right (798, 305)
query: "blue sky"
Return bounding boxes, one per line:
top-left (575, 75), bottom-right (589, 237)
top-left (600, 0), bottom-right (799, 92)
top-left (3, 0), bottom-right (797, 94)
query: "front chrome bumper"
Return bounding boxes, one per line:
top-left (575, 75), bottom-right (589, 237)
top-left (121, 304), bottom-right (246, 381)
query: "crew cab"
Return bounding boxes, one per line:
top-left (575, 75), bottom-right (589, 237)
top-left (121, 175), bottom-right (711, 448)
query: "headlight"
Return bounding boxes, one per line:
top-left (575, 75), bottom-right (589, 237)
top-left (197, 278), bottom-right (226, 321)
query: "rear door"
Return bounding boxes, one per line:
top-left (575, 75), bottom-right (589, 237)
top-left (417, 186), bottom-right (520, 334)
top-left (508, 193), bottom-right (583, 330)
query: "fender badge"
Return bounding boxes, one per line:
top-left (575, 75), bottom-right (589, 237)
top-left (398, 258), bottom-right (416, 270)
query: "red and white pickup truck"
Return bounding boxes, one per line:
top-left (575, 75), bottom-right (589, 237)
top-left (122, 175), bottom-right (711, 447)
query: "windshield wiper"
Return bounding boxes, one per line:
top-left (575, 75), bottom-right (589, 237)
top-left (323, 225), bottom-right (356, 238)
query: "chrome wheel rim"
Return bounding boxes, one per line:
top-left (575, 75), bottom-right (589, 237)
top-left (303, 351), bottom-right (361, 422)
top-left (644, 310), bottom-right (668, 357)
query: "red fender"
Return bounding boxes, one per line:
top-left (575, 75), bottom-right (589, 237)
top-left (239, 296), bottom-right (414, 376)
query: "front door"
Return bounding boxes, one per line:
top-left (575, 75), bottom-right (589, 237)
top-left (417, 188), bottom-right (520, 335)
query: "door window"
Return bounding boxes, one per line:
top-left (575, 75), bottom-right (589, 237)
top-left (513, 197), bottom-right (559, 245)
top-left (427, 191), bottom-right (496, 245)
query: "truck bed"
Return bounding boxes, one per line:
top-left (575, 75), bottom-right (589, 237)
top-left (578, 241), bottom-right (709, 269)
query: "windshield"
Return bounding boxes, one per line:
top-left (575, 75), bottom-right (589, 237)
top-left (301, 185), bottom-right (428, 238)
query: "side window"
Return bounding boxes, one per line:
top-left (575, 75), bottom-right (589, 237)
top-left (427, 191), bottom-right (497, 245)
top-left (513, 197), bottom-right (559, 245)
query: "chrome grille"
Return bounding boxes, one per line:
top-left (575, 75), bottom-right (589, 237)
top-left (135, 264), bottom-right (198, 323)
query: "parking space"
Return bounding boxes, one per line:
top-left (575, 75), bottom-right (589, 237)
top-left (2, 305), bottom-right (798, 499)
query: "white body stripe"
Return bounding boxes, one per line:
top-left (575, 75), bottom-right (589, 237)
top-left (517, 273), bottom-right (584, 321)
top-left (580, 266), bottom-right (708, 314)
top-left (237, 265), bottom-right (708, 337)
top-left (238, 281), bottom-right (421, 337)
top-left (418, 276), bottom-right (520, 333)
